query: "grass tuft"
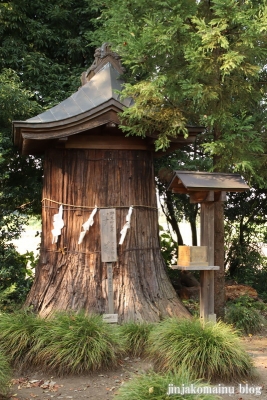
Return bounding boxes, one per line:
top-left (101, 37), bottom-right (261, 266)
top-left (147, 318), bottom-right (254, 381)
top-left (0, 310), bottom-right (124, 375)
top-left (0, 310), bottom-right (47, 369)
top-left (34, 311), bottom-right (124, 375)
top-left (115, 369), bottom-right (218, 400)
top-left (0, 348), bottom-right (11, 397)
top-left (118, 321), bottom-right (154, 357)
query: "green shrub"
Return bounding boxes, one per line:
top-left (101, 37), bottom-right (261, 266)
top-left (225, 296), bottom-right (266, 335)
top-left (0, 244), bottom-right (35, 309)
top-left (34, 311), bottom-right (123, 375)
top-left (118, 321), bottom-right (154, 357)
top-left (0, 310), bottom-right (46, 369)
top-left (147, 318), bottom-right (254, 381)
top-left (115, 370), bottom-right (218, 400)
top-left (0, 348), bottom-right (11, 397)
top-left (159, 227), bottom-right (177, 268)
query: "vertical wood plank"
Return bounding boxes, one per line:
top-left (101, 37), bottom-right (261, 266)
top-left (200, 201), bottom-right (215, 322)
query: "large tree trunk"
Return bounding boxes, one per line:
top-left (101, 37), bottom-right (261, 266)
top-left (26, 148), bottom-right (190, 322)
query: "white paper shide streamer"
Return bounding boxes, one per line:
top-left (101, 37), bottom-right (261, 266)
top-left (52, 205), bottom-right (64, 244)
top-left (78, 206), bottom-right (98, 244)
top-left (119, 206), bottom-right (133, 245)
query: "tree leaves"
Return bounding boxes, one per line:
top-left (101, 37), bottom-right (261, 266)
top-left (91, 0), bottom-right (267, 183)
top-left (0, 0), bottom-right (98, 295)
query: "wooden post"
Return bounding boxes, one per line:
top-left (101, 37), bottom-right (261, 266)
top-left (200, 201), bottom-right (216, 323)
top-left (107, 263), bottom-right (114, 314)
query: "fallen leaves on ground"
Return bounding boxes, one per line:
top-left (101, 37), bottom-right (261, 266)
top-left (11, 378), bottom-right (63, 391)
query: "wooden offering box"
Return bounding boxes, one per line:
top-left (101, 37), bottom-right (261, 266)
top-left (178, 246), bottom-right (208, 267)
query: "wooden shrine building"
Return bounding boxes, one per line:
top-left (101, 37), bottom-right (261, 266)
top-left (12, 44), bottom-right (203, 322)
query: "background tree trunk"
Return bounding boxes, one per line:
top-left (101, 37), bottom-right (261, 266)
top-left (26, 148), bottom-right (190, 322)
top-left (213, 147), bottom-right (226, 318)
top-left (214, 199), bottom-right (225, 318)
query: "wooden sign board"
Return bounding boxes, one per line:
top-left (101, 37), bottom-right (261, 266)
top-left (100, 209), bottom-right (117, 262)
top-left (103, 314), bottom-right (118, 323)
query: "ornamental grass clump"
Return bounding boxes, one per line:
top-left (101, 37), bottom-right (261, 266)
top-left (115, 369), bottom-right (217, 400)
top-left (0, 310), bottom-right (47, 369)
top-left (34, 311), bottom-right (123, 375)
top-left (0, 348), bottom-right (11, 397)
top-left (147, 318), bottom-right (254, 381)
top-left (118, 321), bottom-right (154, 357)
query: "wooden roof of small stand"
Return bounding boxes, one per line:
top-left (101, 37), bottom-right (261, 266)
top-left (168, 171), bottom-right (249, 193)
top-left (167, 171), bottom-right (249, 203)
top-left (12, 44), bottom-right (204, 156)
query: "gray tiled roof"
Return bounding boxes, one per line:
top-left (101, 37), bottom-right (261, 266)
top-left (27, 62), bottom-right (133, 123)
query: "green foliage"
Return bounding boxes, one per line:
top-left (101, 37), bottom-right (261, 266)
top-left (0, 311), bottom-right (124, 374)
top-left (224, 189), bottom-right (267, 297)
top-left (0, 310), bottom-right (46, 368)
top-left (0, 310), bottom-right (259, 383)
top-left (118, 321), bottom-right (154, 357)
top-left (231, 296), bottom-right (267, 316)
top-left (0, 245), bottom-right (35, 311)
top-left (31, 311), bottom-right (123, 374)
top-left (0, 245), bottom-right (34, 292)
top-left (147, 318), bottom-right (254, 381)
top-left (0, 68), bottom-right (42, 309)
top-left (0, 69), bottom-right (41, 125)
top-left (91, 0), bottom-right (267, 182)
top-left (0, 0), bottom-right (97, 105)
top-left (225, 296), bottom-right (267, 335)
top-left (159, 226), bottom-right (177, 267)
top-left (115, 370), bottom-right (217, 400)
top-left (36, 312), bottom-right (122, 374)
top-left (0, 69), bottom-right (43, 220)
top-left (0, 348), bottom-right (11, 397)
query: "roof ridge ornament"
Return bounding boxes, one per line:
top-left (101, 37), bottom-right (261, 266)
top-left (81, 43), bottom-right (125, 85)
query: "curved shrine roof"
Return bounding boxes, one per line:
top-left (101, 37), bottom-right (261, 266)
top-left (27, 62), bottom-right (132, 124)
top-left (13, 43), bottom-right (203, 155)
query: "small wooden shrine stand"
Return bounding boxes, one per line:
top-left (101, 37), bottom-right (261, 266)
top-left (168, 171), bottom-right (249, 322)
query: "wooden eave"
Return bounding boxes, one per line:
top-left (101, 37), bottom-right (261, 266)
top-left (13, 101), bottom-right (203, 155)
top-left (13, 99), bottom-right (124, 155)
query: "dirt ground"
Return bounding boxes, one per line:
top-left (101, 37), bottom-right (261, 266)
top-left (9, 357), bottom-right (153, 400)
top-left (8, 336), bottom-right (267, 400)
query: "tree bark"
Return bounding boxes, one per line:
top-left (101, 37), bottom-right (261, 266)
top-left (165, 192), bottom-right (184, 245)
top-left (213, 137), bottom-right (225, 318)
top-left (214, 200), bottom-right (225, 318)
top-left (26, 148), bottom-right (191, 322)
top-left (189, 205), bottom-right (198, 246)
